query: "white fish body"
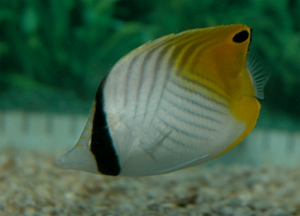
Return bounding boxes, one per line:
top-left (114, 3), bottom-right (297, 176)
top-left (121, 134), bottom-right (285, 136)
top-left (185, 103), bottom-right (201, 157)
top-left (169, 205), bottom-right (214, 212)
top-left (58, 24), bottom-right (269, 176)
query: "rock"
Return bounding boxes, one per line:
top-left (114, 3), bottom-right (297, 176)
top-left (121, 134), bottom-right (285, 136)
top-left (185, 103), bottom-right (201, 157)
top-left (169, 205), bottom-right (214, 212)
top-left (1, 148), bottom-right (300, 215)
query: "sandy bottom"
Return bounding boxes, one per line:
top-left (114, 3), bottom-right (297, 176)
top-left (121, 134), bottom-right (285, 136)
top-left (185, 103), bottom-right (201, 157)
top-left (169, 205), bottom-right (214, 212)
top-left (0, 147), bottom-right (300, 216)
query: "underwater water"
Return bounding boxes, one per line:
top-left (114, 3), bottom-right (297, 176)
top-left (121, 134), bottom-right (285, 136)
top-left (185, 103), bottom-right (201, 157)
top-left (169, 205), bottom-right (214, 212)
top-left (0, 0), bottom-right (300, 215)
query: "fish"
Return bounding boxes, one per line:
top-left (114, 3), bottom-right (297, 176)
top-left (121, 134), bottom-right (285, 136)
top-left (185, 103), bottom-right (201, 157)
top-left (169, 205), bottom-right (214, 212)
top-left (57, 24), bottom-right (270, 176)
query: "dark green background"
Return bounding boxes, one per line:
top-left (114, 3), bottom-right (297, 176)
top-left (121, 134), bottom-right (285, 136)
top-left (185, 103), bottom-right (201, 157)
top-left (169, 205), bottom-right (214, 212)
top-left (0, 0), bottom-right (299, 130)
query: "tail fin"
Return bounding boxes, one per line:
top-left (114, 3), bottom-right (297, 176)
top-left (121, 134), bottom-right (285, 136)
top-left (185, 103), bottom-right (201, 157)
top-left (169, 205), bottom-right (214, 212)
top-left (56, 143), bottom-right (98, 173)
top-left (56, 102), bottom-right (99, 174)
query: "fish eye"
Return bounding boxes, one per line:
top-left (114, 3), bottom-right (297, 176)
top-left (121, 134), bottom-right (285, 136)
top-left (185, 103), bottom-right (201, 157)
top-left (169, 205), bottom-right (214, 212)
top-left (232, 30), bottom-right (249, 43)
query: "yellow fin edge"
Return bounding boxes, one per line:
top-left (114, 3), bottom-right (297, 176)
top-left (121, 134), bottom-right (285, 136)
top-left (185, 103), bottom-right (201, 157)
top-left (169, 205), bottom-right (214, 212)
top-left (216, 96), bottom-right (261, 158)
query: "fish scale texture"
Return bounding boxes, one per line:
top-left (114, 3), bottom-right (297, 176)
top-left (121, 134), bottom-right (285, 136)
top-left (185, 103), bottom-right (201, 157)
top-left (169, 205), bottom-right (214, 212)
top-left (0, 147), bottom-right (299, 216)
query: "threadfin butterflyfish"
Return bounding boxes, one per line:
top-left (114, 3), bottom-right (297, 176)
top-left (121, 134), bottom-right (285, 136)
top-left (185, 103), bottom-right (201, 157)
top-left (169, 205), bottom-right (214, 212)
top-left (58, 24), bottom-right (270, 176)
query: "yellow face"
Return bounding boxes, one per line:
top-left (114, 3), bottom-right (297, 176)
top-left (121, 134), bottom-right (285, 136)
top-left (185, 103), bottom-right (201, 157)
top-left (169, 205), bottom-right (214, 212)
top-left (170, 25), bottom-right (261, 154)
top-left (174, 25), bottom-right (255, 100)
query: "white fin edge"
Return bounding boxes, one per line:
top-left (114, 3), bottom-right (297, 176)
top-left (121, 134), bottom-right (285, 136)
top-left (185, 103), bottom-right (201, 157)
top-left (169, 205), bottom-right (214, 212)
top-left (153, 154), bottom-right (210, 175)
top-left (246, 50), bottom-right (270, 99)
top-left (56, 102), bottom-right (99, 174)
top-left (56, 144), bottom-right (99, 174)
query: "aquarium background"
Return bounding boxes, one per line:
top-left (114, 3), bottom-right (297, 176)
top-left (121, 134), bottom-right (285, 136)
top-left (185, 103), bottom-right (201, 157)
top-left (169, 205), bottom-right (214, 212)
top-left (0, 0), bottom-right (299, 129)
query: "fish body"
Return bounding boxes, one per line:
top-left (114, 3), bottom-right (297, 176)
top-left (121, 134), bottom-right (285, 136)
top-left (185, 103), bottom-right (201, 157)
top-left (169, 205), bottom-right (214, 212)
top-left (58, 24), bottom-right (269, 176)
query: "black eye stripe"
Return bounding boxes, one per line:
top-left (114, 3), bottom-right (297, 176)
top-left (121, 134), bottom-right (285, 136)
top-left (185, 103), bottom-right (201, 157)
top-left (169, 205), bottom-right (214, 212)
top-left (232, 30), bottom-right (249, 43)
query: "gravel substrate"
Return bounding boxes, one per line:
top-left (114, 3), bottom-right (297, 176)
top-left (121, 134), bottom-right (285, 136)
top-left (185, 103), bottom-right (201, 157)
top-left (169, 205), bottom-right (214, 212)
top-left (0, 147), bottom-right (300, 216)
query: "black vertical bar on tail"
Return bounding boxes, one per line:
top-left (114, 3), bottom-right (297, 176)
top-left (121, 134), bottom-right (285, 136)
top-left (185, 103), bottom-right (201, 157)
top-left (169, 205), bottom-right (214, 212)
top-left (90, 83), bottom-right (120, 176)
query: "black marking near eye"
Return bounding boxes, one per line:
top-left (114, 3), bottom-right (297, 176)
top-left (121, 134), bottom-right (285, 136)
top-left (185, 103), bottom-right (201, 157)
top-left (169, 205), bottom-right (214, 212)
top-left (232, 30), bottom-right (249, 43)
top-left (91, 82), bottom-right (120, 176)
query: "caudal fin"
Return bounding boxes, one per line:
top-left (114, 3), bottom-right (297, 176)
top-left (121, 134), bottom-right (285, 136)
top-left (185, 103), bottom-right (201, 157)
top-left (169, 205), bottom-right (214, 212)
top-left (56, 144), bottom-right (99, 174)
top-left (56, 102), bottom-right (99, 174)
